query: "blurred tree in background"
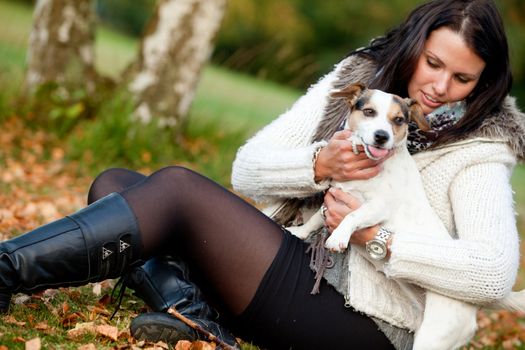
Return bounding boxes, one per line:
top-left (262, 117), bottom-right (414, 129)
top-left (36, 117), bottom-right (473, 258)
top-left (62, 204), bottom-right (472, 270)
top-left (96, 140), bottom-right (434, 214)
top-left (21, 0), bottom-right (226, 134)
top-left (92, 0), bottom-right (525, 107)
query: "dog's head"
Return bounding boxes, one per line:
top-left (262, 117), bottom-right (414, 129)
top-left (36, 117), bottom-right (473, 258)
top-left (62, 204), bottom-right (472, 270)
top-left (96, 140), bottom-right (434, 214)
top-left (331, 83), bottom-right (428, 160)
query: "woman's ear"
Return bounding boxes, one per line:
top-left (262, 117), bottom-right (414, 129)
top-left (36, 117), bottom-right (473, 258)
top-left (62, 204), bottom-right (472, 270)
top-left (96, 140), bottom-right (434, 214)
top-left (330, 82), bottom-right (366, 106)
top-left (405, 98), bottom-right (429, 131)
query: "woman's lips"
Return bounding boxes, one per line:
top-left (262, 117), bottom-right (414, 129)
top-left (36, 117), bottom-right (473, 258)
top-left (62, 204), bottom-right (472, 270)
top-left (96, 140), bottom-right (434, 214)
top-left (421, 91), bottom-right (443, 109)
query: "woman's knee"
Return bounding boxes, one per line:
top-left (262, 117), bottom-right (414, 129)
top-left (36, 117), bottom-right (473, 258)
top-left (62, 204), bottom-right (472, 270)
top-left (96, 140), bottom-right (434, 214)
top-left (88, 168), bottom-right (145, 204)
top-left (150, 166), bottom-right (201, 184)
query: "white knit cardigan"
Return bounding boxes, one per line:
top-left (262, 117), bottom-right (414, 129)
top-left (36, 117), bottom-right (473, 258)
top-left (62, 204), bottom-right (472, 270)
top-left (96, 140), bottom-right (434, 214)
top-left (231, 56), bottom-right (525, 331)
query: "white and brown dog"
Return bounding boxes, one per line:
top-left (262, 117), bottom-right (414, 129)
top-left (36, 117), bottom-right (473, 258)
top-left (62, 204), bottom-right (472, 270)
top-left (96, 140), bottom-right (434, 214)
top-left (287, 83), bottom-right (525, 350)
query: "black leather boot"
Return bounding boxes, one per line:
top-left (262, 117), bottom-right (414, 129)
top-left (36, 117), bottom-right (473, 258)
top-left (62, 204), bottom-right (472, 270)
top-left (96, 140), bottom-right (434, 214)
top-left (125, 256), bottom-right (240, 349)
top-left (0, 192), bottom-right (144, 313)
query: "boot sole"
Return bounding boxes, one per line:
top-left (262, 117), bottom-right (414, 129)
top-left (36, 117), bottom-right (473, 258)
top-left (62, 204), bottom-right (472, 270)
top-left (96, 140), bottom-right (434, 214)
top-left (130, 312), bottom-right (198, 344)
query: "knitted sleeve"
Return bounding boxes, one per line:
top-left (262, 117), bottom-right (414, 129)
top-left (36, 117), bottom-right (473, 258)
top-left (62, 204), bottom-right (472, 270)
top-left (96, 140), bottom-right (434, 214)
top-left (384, 162), bottom-right (519, 304)
top-left (231, 64), bottom-right (342, 202)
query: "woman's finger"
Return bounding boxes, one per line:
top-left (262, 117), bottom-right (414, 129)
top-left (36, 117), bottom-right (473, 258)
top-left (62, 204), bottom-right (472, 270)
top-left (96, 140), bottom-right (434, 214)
top-left (331, 129), bottom-right (352, 140)
top-left (328, 187), bottom-right (361, 210)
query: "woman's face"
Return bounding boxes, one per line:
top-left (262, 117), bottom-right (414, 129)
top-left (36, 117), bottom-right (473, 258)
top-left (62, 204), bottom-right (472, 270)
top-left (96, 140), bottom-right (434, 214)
top-left (407, 27), bottom-right (486, 115)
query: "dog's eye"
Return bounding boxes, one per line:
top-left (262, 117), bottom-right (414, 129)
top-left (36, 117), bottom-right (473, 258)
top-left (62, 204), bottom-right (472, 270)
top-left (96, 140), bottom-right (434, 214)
top-left (393, 116), bottom-right (406, 125)
top-left (362, 108), bottom-right (376, 117)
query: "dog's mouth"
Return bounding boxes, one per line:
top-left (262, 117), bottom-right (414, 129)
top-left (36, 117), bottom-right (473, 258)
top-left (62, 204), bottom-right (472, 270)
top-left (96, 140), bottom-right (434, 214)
top-left (363, 143), bottom-right (389, 160)
top-left (350, 134), bottom-right (391, 161)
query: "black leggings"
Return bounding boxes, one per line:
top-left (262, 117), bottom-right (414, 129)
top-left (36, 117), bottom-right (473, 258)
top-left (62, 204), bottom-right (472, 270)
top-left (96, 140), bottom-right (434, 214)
top-left (87, 167), bottom-right (394, 349)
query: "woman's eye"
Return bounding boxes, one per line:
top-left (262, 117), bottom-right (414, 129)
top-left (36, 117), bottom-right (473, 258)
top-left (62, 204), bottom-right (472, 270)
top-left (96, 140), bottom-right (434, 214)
top-left (363, 108), bottom-right (375, 116)
top-left (427, 59), bottom-right (439, 68)
top-left (455, 75), bottom-right (471, 84)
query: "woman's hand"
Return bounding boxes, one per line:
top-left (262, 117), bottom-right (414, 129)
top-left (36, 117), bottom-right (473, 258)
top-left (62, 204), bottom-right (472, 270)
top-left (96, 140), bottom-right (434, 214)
top-left (314, 130), bottom-right (384, 182)
top-left (323, 187), bottom-right (379, 247)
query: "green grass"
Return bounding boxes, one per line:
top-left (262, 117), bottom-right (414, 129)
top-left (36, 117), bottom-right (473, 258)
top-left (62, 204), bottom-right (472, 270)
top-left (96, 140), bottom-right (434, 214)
top-left (0, 284), bottom-right (145, 349)
top-left (0, 0), bottom-right (300, 186)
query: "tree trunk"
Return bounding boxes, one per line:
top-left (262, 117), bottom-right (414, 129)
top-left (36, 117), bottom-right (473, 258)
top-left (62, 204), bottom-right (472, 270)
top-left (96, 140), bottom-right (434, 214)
top-left (25, 0), bottom-right (98, 93)
top-left (127, 0), bottom-right (227, 129)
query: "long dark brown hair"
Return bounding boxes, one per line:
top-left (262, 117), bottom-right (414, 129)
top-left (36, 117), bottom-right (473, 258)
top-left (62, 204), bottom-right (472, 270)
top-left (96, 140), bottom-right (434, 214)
top-left (352, 0), bottom-right (513, 146)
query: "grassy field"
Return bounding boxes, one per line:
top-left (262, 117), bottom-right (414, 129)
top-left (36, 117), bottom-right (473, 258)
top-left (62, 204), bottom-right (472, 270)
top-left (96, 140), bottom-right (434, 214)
top-left (0, 0), bottom-right (300, 186)
top-left (1, 0), bottom-right (525, 348)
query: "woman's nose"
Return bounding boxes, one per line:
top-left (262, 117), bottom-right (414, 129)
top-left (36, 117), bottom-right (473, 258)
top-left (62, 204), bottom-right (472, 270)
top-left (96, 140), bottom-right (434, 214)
top-left (432, 73), bottom-right (450, 96)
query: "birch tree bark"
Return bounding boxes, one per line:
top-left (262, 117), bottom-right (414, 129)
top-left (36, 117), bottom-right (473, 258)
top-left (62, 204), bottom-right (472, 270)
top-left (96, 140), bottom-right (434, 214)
top-left (25, 0), bottom-right (97, 93)
top-left (127, 0), bottom-right (227, 129)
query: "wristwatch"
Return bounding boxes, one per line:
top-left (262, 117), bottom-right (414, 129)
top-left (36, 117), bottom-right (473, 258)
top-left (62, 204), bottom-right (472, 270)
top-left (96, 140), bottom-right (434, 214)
top-left (365, 227), bottom-right (392, 260)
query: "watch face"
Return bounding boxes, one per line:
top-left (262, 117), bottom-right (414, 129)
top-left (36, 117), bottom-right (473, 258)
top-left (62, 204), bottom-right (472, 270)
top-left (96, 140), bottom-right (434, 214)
top-left (366, 240), bottom-right (387, 259)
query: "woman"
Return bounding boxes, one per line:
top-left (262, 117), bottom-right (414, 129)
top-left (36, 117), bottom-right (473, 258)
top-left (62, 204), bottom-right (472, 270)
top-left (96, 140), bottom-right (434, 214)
top-left (0, 1), bottom-right (523, 349)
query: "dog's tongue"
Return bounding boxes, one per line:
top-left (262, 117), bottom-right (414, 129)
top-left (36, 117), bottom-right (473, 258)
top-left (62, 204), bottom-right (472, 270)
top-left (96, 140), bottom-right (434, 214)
top-left (368, 146), bottom-right (389, 159)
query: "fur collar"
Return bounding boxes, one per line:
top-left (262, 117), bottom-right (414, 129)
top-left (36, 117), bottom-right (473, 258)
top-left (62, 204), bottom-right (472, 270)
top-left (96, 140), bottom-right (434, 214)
top-left (463, 96), bottom-right (525, 161)
top-left (312, 55), bottom-right (525, 162)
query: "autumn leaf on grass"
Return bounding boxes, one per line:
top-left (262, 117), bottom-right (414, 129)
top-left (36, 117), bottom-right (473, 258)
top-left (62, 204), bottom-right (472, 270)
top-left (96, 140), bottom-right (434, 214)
top-left (94, 324), bottom-right (119, 341)
top-left (67, 321), bottom-right (96, 339)
top-left (61, 301), bottom-right (70, 315)
top-left (175, 340), bottom-right (216, 350)
top-left (142, 341), bottom-right (170, 349)
top-left (87, 304), bottom-right (111, 318)
top-left (3, 314), bottom-right (26, 326)
top-left (77, 344), bottom-right (97, 350)
top-left (34, 321), bottom-right (50, 331)
top-left (12, 294), bottom-right (31, 305)
top-left (92, 282), bottom-right (102, 296)
top-left (25, 337), bottom-right (41, 350)
top-left (97, 293), bottom-right (112, 306)
top-left (67, 321), bottom-right (119, 341)
top-left (13, 336), bottom-right (26, 343)
top-left (61, 311), bottom-right (87, 327)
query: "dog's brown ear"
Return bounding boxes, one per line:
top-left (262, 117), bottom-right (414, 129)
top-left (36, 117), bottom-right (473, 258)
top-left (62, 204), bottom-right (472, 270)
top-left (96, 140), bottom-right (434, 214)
top-left (405, 98), bottom-right (429, 131)
top-left (330, 82), bottom-right (366, 106)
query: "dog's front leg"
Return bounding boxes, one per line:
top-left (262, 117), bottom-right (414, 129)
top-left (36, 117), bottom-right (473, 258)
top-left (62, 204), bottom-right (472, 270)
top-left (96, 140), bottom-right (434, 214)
top-left (286, 209), bottom-right (325, 240)
top-left (325, 199), bottom-right (388, 252)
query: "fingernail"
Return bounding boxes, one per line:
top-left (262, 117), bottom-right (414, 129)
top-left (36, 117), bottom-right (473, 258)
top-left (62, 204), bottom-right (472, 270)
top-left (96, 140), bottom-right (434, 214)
top-left (329, 187), bottom-right (336, 193)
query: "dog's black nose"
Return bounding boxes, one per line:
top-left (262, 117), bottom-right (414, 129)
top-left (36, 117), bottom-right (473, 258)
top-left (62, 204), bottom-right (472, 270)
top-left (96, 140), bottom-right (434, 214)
top-left (374, 130), bottom-right (390, 145)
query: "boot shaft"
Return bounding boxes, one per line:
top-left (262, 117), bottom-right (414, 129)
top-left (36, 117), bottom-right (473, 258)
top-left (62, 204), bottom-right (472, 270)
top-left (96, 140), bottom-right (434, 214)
top-left (0, 192), bottom-right (144, 311)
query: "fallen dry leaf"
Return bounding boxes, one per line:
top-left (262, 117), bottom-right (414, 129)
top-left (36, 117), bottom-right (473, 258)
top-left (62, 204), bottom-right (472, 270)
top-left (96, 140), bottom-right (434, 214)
top-left (3, 315), bottom-right (26, 326)
top-left (175, 340), bottom-right (215, 350)
top-left (92, 282), bottom-right (102, 296)
top-left (13, 336), bottom-right (26, 343)
top-left (67, 322), bottom-right (96, 339)
top-left (143, 345), bottom-right (169, 350)
top-left (66, 321), bottom-right (119, 342)
top-left (25, 337), bottom-right (41, 350)
top-left (175, 341), bottom-right (192, 350)
top-left (95, 324), bottom-right (119, 341)
top-left (61, 310), bottom-right (88, 327)
top-left (34, 321), bottom-right (49, 331)
top-left (62, 301), bottom-right (70, 315)
top-left (12, 294), bottom-right (32, 305)
top-left (78, 344), bottom-right (97, 350)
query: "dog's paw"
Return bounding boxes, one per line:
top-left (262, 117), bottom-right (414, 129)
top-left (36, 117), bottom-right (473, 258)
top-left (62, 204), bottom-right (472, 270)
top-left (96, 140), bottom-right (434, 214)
top-left (324, 235), bottom-right (348, 253)
top-left (286, 226), bottom-right (310, 240)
